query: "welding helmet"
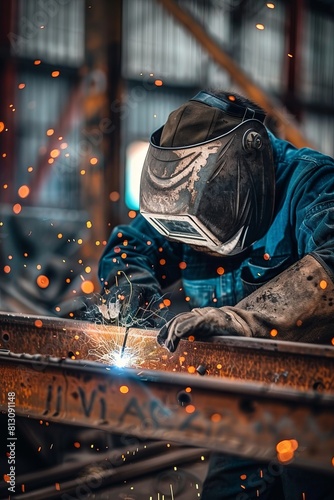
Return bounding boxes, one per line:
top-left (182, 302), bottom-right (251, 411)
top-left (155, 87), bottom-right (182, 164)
top-left (140, 91), bottom-right (275, 256)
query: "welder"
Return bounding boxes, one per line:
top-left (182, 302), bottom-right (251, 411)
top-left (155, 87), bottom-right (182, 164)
top-left (98, 89), bottom-right (334, 499)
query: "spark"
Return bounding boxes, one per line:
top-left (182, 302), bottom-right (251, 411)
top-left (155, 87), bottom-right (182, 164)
top-left (91, 340), bottom-right (142, 369)
top-left (50, 148), bottom-right (60, 158)
top-left (81, 280), bottom-right (95, 294)
top-left (86, 320), bottom-right (146, 369)
top-left (37, 275), bottom-right (50, 289)
top-left (112, 347), bottom-right (134, 368)
top-left (320, 280), bottom-right (328, 290)
top-left (109, 191), bottom-right (120, 202)
top-left (13, 203), bottom-right (22, 214)
top-left (18, 185), bottom-right (30, 198)
top-left (82, 272), bottom-right (170, 368)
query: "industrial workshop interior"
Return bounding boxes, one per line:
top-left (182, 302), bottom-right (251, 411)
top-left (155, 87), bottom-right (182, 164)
top-left (1, 0), bottom-right (334, 499)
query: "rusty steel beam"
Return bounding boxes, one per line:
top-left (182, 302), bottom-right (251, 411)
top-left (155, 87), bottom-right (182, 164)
top-left (1, 312), bottom-right (334, 394)
top-left (0, 350), bottom-right (334, 474)
top-left (157, 0), bottom-right (313, 149)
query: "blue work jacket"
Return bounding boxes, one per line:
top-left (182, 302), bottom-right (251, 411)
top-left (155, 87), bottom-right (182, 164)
top-left (99, 131), bottom-right (334, 310)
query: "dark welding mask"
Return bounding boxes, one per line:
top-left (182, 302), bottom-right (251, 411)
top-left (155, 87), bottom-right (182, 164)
top-left (140, 91), bottom-right (275, 256)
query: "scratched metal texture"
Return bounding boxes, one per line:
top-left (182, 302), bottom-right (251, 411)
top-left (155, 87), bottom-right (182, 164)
top-left (0, 351), bottom-right (334, 474)
top-left (1, 312), bottom-right (334, 393)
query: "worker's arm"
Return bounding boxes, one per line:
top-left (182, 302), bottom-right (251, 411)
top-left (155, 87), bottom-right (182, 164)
top-left (97, 214), bottom-right (182, 326)
top-left (158, 158), bottom-right (334, 351)
top-left (157, 253), bottom-right (334, 351)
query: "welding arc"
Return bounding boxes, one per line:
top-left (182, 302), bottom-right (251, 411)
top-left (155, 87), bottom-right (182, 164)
top-left (120, 326), bottom-right (130, 358)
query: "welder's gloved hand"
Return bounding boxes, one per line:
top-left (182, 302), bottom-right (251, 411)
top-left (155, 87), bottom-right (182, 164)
top-left (157, 307), bottom-right (249, 352)
top-left (99, 283), bottom-right (168, 328)
top-left (158, 254), bottom-right (334, 352)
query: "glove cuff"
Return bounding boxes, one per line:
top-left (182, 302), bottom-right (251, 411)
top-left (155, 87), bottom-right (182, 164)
top-left (236, 253), bottom-right (334, 343)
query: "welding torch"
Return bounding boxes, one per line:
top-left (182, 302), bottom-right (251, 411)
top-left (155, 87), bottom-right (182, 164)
top-left (120, 325), bottom-right (130, 358)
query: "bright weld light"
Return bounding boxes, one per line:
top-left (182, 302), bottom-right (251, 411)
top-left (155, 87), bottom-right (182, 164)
top-left (111, 349), bottom-right (132, 368)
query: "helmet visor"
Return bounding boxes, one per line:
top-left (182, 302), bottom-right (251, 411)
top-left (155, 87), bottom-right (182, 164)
top-left (140, 120), bottom-right (275, 255)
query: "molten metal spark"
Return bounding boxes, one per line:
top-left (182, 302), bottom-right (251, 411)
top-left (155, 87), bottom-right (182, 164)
top-left (87, 323), bottom-right (147, 369)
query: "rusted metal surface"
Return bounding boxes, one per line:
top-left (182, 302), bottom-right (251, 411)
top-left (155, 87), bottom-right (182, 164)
top-left (1, 312), bottom-right (334, 393)
top-left (0, 350), bottom-right (334, 474)
top-left (1, 312), bottom-right (334, 474)
top-left (0, 352), bottom-right (334, 471)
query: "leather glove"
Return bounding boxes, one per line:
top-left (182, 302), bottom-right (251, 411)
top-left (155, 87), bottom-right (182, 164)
top-left (157, 307), bottom-right (250, 352)
top-left (99, 282), bottom-right (168, 328)
top-left (79, 264), bottom-right (169, 327)
top-left (158, 253), bottom-right (334, 352)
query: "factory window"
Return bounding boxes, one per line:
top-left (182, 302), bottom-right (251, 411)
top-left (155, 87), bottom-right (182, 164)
top-left (125, 141), bottom-right (149, 210)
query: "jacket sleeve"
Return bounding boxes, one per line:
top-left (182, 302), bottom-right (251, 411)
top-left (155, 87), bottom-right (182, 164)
top-left (223, 157), bottom-right (334, 345)
top-left (98, 214), bottom-right (183, 292)
top-left (293, 158), bottom-right (334, 275)
top-left (158, 253), bottom-right (334, 351)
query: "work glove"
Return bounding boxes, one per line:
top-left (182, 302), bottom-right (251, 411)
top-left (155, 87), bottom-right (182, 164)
top-left (99, 282), bottom-right (168, 328)
top-left (91, 267), bottom-right (169, 328)
top-left (157, 307), bottom-right (250, 352)
top-left (158, 253), bottom-right (334, 352)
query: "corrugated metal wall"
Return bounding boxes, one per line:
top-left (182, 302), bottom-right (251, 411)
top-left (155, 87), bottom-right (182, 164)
top-left (15, 0), bottom-right (85, 65)
top-left (302, 8), bottom-right (334, 154)
top-left (9, 0), bottom-right (334, 213)
top-left (12, 0), bottom-right (85, 209)
top-left (122, 0), bottom-right (232, 86)
top-left (239, 2), bottom-right (286, 92)
top-left (121, 0), bottom-right (334, 157)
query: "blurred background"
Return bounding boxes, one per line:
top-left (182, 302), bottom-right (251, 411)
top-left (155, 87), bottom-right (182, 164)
top-left (0, 0), bottom-right (334, 317)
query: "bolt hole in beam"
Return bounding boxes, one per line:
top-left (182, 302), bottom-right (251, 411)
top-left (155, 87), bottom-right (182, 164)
top-left (2, 332), bottom-right (10, 342)
top-left (177, 390), bottom-right (192, 407)
top-left (239, 398), bottom-right (256, 414)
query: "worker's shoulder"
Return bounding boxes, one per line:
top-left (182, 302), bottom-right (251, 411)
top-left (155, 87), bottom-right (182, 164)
top-left (268, 130), bottom-right (334, 169)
